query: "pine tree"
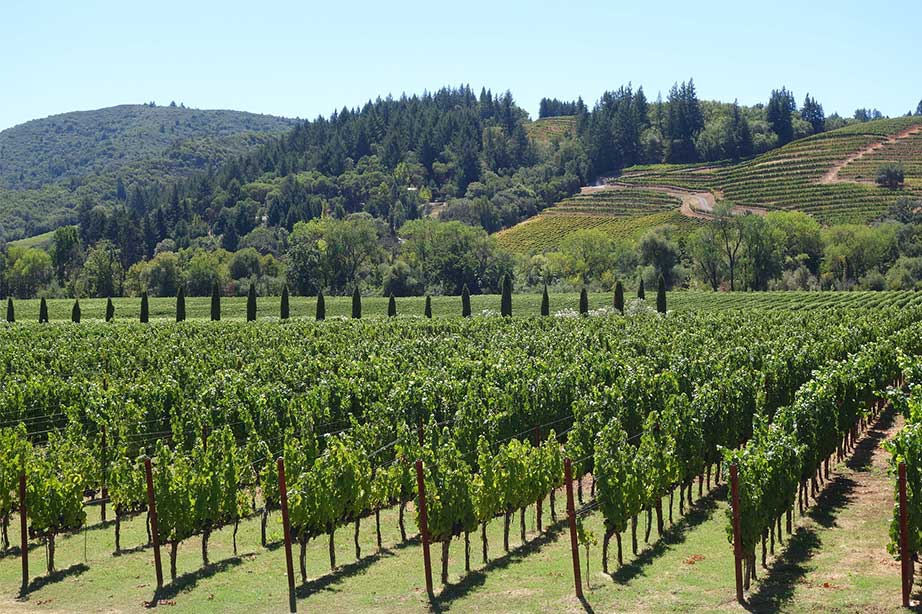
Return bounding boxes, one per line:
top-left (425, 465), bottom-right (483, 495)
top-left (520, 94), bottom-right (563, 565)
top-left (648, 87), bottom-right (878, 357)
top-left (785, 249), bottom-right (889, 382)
top-left (105, 297), bottom-right (115, 322)
top-left (280, 285), bottom-right (290, 320)
top-left (614, 281), bottom-right (624, 314)
top-left (387, 293), bottom-right (397, 317)
top-left (500, 275), bottom-right (512, 317)
top-left (461, 284), bottom-right (471, 317)
top-left (210, 283), bottom-right (221, 321)
top-left (316, 291), bottom-right (326, 321)
top-left (5, 297), bottom-right (13, 323)
top-left (247, 283), bottom-right (257, 322)
top-left (71, 299), bottom-right (81, 323)
top-left (540, 284), bottom-right (549, 316)
top-left (176, 286), bottom-right (186, 322)
top-left (638, 279), bottom-right (645, 300)
top-left (352, 287), bottom-right (362, 319)
top-left (140, 292), bottom-right (150, 323)
top-left (424, 295), bottom-right (432, 318)
top-left (579, 288), bottom-right (589, 316)
top-left (656, 275), bottom-right (667, 314)
top-left (39, 298), bottom-right (48, 323)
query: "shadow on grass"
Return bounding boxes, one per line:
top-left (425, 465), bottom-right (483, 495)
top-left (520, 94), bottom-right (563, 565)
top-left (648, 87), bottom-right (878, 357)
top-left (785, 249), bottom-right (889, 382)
top-left (147, 556), bottom-right (245, 605)
top-left (19, 563), bottom-right (90, 597)
top-left (429, 522), bottom-right (569, 612)
top-left (1, 540), bottom-right (43, 560)
top-left (744, 404), bottom-right (894, 613)
top-left (608, 485), bottom-right (725, 585)
top-left (295, 535), bottom-right (422, 598)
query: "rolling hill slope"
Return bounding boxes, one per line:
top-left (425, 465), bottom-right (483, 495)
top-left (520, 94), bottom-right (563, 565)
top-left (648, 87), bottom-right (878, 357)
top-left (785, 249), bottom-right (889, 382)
top-left (499, 116), bottom-right (922, 254)
top-left (0, 104), bottom-right (296, 241)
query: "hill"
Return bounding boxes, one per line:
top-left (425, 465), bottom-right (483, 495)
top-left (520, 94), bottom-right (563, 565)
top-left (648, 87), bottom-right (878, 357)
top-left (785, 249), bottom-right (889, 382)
top-left (499, 116), bottom-right (922, 254)
top-left (0, 104), bottom-right (296, 240)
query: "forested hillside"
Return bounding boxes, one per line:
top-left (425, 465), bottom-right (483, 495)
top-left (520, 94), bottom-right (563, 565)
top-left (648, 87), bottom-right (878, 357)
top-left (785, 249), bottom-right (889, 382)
top-left (0, 104), bottom-right (295, 240)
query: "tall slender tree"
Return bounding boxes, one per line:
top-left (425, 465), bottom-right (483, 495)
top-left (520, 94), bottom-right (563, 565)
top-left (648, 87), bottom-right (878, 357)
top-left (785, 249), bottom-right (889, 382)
top-left (638, 279), bottom-right (645, 300)
top-left (210, 283), bottom-right (221, 321)
top-left (352, 287), bottom-right (361, 319)
top-left (176, 286), bottom-right (186, 322)
top-left (5, 297), bottom-right (13, 323)
top-left (424, 295), bottom-right (432, 318)
top-left (461, 284), bottom-right (472, 317)
top-left (316, 290), bottom-right (326, 321)
top-left (541, 284), bottom-right (550, 316)
top-left (656, 275), bottom-right (667, 314)
top-left (280, 285), bottom-right (290, 320)
top-left (614, 281), bottom-right (624, 314)
top-left (105, 297), bottom-right (115, 322)
top-left (579, 288), bottom-right (589, 316)
top-left (500, 275), bottom-right (512, 317)
top-left (247, 283), bottom-right (257, 322)
top-left (387, 293), bottom-right (397, 317)
top-left (39, 298), bottom-right (48, 323)
top-left (71, 299), bottom-right (81, 323)
top-left (140, 292), bottom-right (149, 323)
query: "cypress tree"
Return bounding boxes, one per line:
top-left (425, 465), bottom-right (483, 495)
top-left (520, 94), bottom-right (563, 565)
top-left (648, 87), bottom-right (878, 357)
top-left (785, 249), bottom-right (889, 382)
top-left (5, 297), bottom-right (13, 323)
top-left (210, 282), bottom-right (221, 321)
top-left (424, 295), bottom-right (432, 318)
top-left (176, 286), bottom-right (186, 322)
top-left (352, 287), bottom-right (362, 319)
top-left (500, 275), bottom-right (513, 317)
top-left (461, 284), bottom-right (471, 317)
top-left (387, 293), bottom-right (397, 318)
top-left (39, 298), bottom-right (48, 323)
top-left (614, 281), bottom-right (624, 314)
top-left (247, 283), bottom-right (257, 322)
top-left (140, 292), bottom-right (150, 323)
top-left (579, 287), bottom-right (589, 316)
top-left (105, 297), bottom-right (115, 322)
top-left (316, 290), bottom-right (326, 321)
top-left (638, 279), bottom-right (646, 300)
top-left (280, 285), bottom-right (290, 320)
top-left (71, 299), bottom-right (81, 323)
top-left (540, 284), bottom-right (549, 316)
top-left (656, 275), bottom-right (667, 314)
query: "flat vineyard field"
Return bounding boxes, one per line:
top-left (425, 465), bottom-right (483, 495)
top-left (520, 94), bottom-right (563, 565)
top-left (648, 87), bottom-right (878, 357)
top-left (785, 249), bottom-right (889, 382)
top-left (2, 292), bottom-right (922, 613)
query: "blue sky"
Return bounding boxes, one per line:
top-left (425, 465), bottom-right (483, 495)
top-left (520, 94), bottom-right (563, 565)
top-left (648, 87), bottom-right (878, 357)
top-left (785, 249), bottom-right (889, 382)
top-left (1, 0), bottom-right (919, 131)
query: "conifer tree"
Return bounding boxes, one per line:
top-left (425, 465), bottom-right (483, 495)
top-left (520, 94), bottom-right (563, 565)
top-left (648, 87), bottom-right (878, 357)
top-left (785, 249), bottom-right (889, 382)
top-left (614, 281), bottom-right (624, 314)
top-left (247, 283), bottom-right (257, 322)
top-left (71, 299), bottom-right (81, 323)
top-left (579, 287), bottom-right (589, 316)
top-left (105, 297), bottom-right (115, 322)
top-left (280, 285), bottom-right (290, 320)
top-left (210, 283), bottom-right (221, 321)
top-left (352, 287), bottom-right (362, 319)
top-left (638, 279), bottom-right (645, 300)
top-left (176, 286), bottom-right (186, 322)
top-left (461, 284), bottom-right (471, 317)
top-left (424, 295), bottom-right (432, 318)
top-left (316, 290), bottom-right (326, 321)
top-left (387, 293), bottom-right (397, 317)
top-left (39, 298), bottom-right (48, 323)
top-left (656, 275), bottom-right (667, 314)
top-left (500, 275), bottom-right (512, 317)
top-left (541, 284), bottom-right (549, 316)
top-left (140, 292), bottom-right (149, 323)
top-left (5, 297), bottom-right (13, 323)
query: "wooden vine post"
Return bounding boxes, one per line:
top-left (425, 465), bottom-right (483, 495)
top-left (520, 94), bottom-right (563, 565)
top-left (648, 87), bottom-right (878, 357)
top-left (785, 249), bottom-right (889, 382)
top-left (19, 472), bottom-right (28, 595)
top-left (899, 462), bottom-right (912, 608)
top-left (144, 457), bottom-right (163, 590)
top-left (534, 426), bottom-right (543, 532)
top-left (730, 463), bottom-right (745, 605)
top-left (564, 458), bottom-right (583, 600)
top-left (415, 459), bottom-right (434, 597)
top-left (277, 458), bottom-right (297, 613)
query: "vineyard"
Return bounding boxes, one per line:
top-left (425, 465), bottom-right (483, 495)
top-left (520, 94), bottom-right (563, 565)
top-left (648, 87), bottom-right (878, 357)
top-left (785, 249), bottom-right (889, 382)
top-left (1, 291), bottom-right (921, 612)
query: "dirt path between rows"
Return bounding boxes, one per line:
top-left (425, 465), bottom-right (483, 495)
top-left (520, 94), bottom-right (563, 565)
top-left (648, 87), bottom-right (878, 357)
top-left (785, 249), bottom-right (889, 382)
top-left (746, 403), bottom-right (906, 612)
top-left (820, 125), bottom-right (922, 185)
